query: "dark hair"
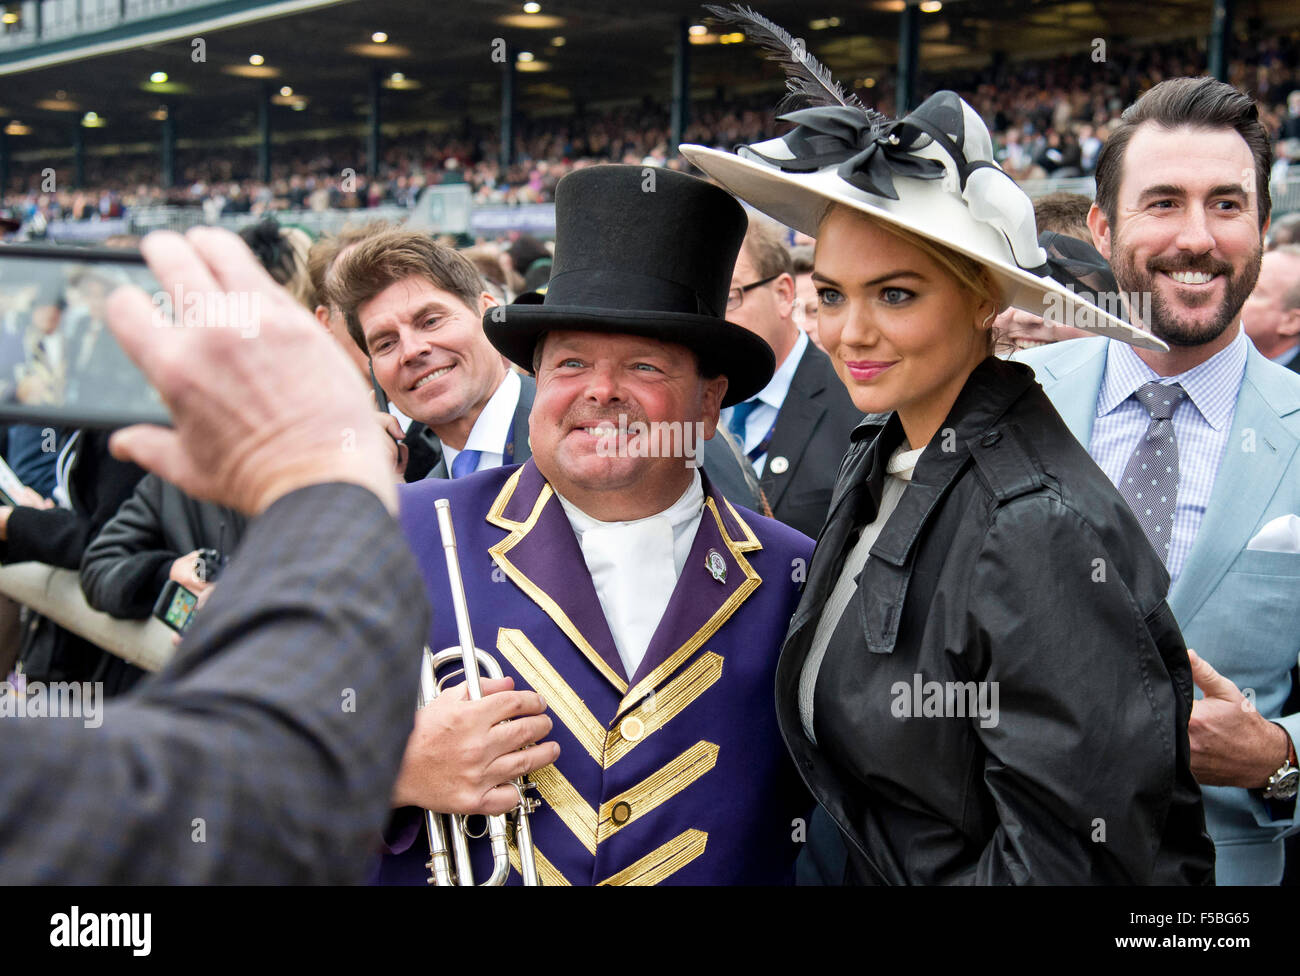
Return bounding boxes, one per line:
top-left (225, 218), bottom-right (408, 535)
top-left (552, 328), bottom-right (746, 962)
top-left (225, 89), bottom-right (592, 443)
top-left (238, 219), bottom-right (314, 307)
top-left (741, 217), bottom-right (794, 279)
top-left (1094, 76), bottom-right (1272, 231)
top-left (1032, 192), bottom-right (1093, 243)
top-left (328, 229), bottom-right (486, 354)
top-left (789, 244), bottom-right (815, 275)
top-left (306, 220), bottom-right (395, 311)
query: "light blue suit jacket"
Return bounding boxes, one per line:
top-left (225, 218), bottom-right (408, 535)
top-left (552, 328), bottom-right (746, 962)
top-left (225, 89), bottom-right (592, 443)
top-left (1018, 336), bottom-right (1300, 885)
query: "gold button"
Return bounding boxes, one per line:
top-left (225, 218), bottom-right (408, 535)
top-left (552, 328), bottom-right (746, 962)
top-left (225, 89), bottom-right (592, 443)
top-left (619, 716), bottom-right (644, 741)
top-left (610, 800), bottom-right (632, 825)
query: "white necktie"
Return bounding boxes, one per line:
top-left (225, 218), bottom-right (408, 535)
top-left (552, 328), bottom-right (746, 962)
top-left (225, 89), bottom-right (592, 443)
top-left (576, 514), bottom-right (678, 679)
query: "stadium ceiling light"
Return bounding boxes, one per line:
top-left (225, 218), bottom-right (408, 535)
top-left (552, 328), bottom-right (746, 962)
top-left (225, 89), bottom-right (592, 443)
top-left (523, 2), bottom-right (541, 12)
top-left (4, 121), bottom-right (30, 135)
top-left (551, 35), bottom-right (565, 46)
top-left (150, 71), bottom-right (168, 84)
top-left (280, 86), bottom-right (293, 96)
top-left (920, 0), bottom-right (942, 11)
top-left (517, 51), bottom-right (535, 62)
top-left (81, 111), bottom-right (105, 127)
top-left (372, 31), bottom-right (388, 43)
top-left (688, 24), bottom-right (707, 36)
top-left (391, 72), bottom-right (405, 82)
top-left (249, 54), bottom-right (265, 66)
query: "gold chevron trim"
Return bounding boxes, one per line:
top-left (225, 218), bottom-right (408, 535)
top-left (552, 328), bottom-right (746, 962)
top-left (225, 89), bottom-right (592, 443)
top-left (530, 764), bottom-right (598, 856)
top-left (722, 497), bottom-right (762, 552)
top-left (598, 829), bottom-right (709, 886)
top-left (485, 466), bottom-right (535, 529)
top-left (508, 838), bottom-right (570, 886)
top-left (617, 498), bottom-right (759, 716)
top-left (528, 741), bottom-right (720, 855)
top-left (605, 652), bottom-right (724, 766)
top-left (597, 741), bottom-right (719, 843)
top-left (497, 628), bottom-right (606, 764)
top-left (487, 479), bottom-right (628, 693)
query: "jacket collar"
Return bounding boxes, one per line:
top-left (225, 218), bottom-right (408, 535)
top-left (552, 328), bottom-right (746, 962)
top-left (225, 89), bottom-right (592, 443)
top-left (864, 356), bottom-right (1036, 561)
top-left (486, 458), bottom-right (763, 714)
top-left (793, 356), bottom-right (1039, 646)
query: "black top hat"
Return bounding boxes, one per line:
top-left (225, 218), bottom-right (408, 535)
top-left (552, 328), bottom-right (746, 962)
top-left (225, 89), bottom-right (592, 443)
top-left (483, 164), bottom-right (775, 407)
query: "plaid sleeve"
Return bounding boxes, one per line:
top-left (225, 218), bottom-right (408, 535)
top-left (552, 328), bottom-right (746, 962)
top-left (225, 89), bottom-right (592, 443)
top-left (0, 482), bottom-right (429, 883)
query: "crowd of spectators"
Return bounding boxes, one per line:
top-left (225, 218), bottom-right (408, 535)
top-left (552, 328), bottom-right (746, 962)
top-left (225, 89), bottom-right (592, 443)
top-left (5, 28), bottom-right (1300, 230)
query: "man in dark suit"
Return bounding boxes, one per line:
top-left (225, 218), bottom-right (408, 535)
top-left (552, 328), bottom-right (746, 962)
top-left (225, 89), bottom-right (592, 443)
top-left (0, 226), bottom-right (454, 882)
top-left (720, 218), bottom-right (862, 538)
top-left (328, 228), bottom-right (533, 482)
top-left (1244, 245), bottom-right (1300, 373)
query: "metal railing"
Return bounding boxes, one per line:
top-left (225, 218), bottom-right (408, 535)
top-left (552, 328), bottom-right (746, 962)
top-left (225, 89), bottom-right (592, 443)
top-left (0, 562), bottom-right (177, 672)
top-left (0, 0), bottom-right (230, 50)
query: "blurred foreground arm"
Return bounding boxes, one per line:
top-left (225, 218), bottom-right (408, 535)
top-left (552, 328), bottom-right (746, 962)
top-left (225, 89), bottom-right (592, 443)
top-left (0, 228), bottom-right (426, 882)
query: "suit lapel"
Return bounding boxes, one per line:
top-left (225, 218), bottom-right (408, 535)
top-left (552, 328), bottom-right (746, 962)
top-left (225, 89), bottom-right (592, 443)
top-left (1169, 350), bottom-right (1300, 623)
top-left (1034, 339), bottom-right (1108, 447)
top-left (618, 479), bottom-right (764, 717)
top-left (487, 461), bottom-right (629, 691)
top-left (761, 346), bottom-right (826, 510)
top-left (509, 373), bottom-right (535, 463)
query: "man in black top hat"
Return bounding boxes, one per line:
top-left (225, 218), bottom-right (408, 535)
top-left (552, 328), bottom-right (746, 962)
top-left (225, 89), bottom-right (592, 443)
top-left (377, 165), bottom-right (814, 885)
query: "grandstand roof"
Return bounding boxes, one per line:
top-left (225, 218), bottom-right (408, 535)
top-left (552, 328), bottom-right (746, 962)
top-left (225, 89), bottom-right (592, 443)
top-left (1, 0), bottom-right (1297, 161)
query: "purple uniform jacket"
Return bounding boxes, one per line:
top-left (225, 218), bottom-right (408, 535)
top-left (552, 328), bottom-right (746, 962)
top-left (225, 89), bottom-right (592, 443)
top-left (376, 459), bottom-right (815, 885)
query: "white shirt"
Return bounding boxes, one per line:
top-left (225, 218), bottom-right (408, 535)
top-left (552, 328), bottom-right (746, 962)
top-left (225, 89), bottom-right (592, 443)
top-left (799, 442), bottom-right (923, 743)
top-left (387, 403), bottom-right (413, 434)
top-left (722, 329), bottom-right (808, 477)
top-left (442, 369), bottom-right (522, 475)
top-left (554, 471), bottom-right (705, 679)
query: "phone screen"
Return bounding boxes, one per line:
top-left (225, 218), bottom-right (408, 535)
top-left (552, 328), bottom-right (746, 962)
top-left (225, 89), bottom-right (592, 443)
top-left (0, 246), bottom-right (170, 428)
top-left (163, 584), bottom-right (199, 631)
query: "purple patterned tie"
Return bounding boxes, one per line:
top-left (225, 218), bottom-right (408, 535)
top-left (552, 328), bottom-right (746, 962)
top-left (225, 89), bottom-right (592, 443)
top-left (1118, 381), bottom-right (1187, 564)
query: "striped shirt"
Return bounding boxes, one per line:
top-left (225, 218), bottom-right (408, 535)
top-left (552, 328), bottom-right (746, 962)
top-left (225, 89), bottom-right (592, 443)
top-left (1089, 328), bottom-right (1248, 582)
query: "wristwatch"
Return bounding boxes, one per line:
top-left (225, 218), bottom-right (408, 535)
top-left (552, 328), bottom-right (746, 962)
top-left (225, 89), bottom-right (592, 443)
top-left (1262, 726), bottom-right (1300, 801)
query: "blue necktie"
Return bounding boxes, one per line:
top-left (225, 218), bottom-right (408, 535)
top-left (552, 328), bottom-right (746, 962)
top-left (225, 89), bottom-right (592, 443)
top-left (728, 399), bottom-right (760, 446)
top-left (450, 449), bottom-right (482, 479)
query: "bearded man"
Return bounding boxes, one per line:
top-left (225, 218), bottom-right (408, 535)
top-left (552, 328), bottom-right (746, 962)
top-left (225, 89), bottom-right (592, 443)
top-left (1019, 76), bottom-right (1300, 885)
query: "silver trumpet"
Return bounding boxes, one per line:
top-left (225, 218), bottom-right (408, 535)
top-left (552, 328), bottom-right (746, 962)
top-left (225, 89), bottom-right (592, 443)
top-left (417, 497), bottom-right (542, 886)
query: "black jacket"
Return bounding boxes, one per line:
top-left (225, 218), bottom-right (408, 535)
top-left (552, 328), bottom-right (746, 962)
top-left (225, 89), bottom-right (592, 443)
top-left (406, 373), bottom-right (537, 482)
top-left (776, 357), bottom-right (1214, 885)
top-left (760, 342), bottom-right (863, 538)
top-left (0, 429), bottom-right (145, 693)
top-left (80, 473), bottom-right (247, 620)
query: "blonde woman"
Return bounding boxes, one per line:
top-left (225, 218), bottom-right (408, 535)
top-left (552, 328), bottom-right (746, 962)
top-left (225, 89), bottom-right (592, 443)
top-left (683, 75), bottom-right (1214, 884)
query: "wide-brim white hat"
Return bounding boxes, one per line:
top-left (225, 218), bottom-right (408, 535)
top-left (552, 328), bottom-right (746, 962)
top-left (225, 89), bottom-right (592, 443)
top-left (680, 90), bottom-right (1165, 352)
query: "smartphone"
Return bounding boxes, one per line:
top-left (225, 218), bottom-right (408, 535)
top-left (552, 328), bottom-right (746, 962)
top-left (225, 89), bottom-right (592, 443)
top-left (0, 245), bottom-right (170, 429)
top-left (152, 579), bottom-right (199, 634)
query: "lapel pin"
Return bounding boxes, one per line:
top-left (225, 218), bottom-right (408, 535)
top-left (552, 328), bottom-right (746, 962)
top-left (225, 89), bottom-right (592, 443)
top-left (705, 548), bottom-right (727, 584)
top-left (769, 455), bottom-right (789, 474)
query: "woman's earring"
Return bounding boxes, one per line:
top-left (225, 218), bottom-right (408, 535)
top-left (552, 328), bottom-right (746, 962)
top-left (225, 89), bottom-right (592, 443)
top-left (981, 309), bottom-right (996, 331)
